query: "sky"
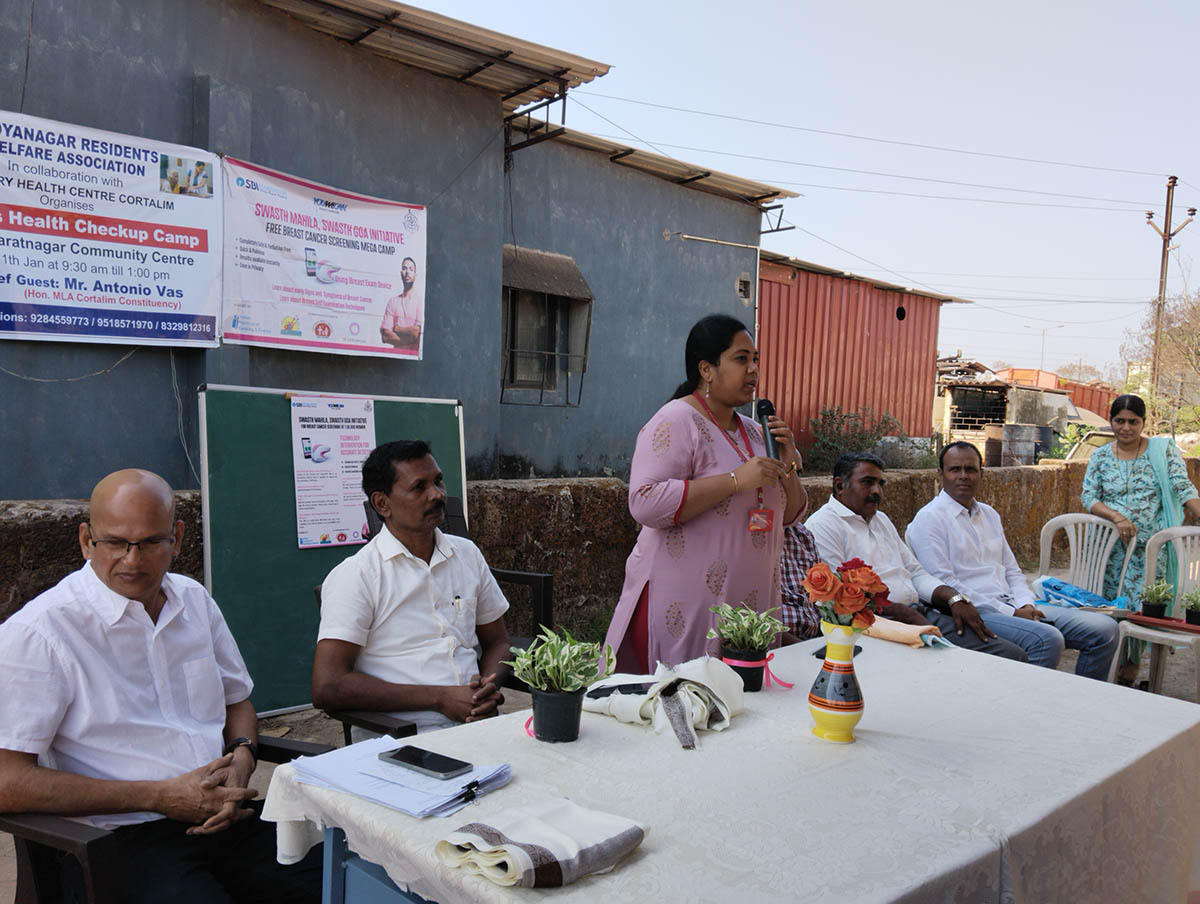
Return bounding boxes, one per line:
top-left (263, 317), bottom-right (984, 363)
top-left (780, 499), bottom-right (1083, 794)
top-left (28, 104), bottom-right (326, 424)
top-left (419, 0), bottom-right (1200, 380)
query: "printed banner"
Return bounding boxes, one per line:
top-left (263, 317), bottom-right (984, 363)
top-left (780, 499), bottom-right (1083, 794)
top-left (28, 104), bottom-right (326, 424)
top-left (0, 111), bottom-right (220, 346)
top-left (222, 158), bottom-right (426, 359)
top-left (290, 395), bottom-right (377, 549)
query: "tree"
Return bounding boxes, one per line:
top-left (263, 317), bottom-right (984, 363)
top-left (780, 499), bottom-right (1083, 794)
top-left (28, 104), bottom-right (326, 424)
top-left (991, 360), bottom-right (1013, 372)
top-left (1122, 291), bottom-right (1200, 431)
top-left (1057, 361), bottom-right (1104, 383)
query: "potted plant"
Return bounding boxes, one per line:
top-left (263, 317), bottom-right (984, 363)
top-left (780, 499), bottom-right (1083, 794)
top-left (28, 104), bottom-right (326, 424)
top-left (506, 627), bottom-right (615, 743)
top-left (707, 603), bottom-right (786, 692)
top-left (1140, 580), bottom-right (1174, 620)
top-left (1181, 588), bottom-right (1200, 626)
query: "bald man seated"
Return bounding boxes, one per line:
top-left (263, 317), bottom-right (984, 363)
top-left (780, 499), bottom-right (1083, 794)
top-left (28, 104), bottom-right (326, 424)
top-left (0, 470), bottom-right (321, 903)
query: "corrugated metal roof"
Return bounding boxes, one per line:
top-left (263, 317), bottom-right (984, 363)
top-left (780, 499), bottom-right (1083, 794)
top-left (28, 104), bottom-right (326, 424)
top-left (255, 0), bottom-right (610, 111)
top-left (502, 244), bottom-right (593, 300)
top-left (509, 121), bottom-right (799, 207)
top-left (759, 250), bottom-right (973, 305)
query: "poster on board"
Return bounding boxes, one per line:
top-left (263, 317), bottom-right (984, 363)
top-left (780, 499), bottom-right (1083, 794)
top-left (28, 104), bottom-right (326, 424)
top-left (290, 395), bottom-right (377, 549)
top-left (0, 111), bottom-right (220, 346)
top-left (222, 157), bottom-right (426, 359)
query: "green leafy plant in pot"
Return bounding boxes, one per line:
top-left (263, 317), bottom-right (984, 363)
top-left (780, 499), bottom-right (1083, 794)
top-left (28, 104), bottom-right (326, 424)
top-left (1140, 579), bottom-right (1174, 620)
top-left (1181, 588), bottom-right (1200, 626)
top-left (506, 627), bottom-right (615, 742)
top-left (707, 602), bottom-right (786, 692)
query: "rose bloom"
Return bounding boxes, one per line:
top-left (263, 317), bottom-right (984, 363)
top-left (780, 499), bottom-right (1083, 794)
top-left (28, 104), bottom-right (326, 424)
top-left (851, 608), bottom-right (876, 630)
top-left (802, 562), bottom-right (842, 602)
top-left (843, 566), bottom-right (888, 596)
top-left (838, 557), bottom-right (867, 573)
top-left (834, 581), bottom-right (868, 614)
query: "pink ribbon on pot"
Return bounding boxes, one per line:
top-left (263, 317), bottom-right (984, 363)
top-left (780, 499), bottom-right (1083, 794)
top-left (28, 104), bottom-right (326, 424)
top-left (721, 652), bottom-right (795, 689)
top-left (524, 715), bottom-right (535, 738)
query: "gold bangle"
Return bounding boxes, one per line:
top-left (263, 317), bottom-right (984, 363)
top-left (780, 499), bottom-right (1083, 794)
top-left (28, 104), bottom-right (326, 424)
top-left (730, 470), bottom-right (739, 493)
top-left (785, 460), bottom-right (799, 476)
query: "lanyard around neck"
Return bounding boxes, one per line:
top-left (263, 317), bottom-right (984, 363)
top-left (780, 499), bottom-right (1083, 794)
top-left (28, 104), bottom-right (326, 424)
top-left (693, 392), bottom-right (753, 462)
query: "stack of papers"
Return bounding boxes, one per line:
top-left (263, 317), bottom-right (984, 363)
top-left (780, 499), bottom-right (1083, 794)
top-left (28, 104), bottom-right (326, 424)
top-left (290, 735), bottom-right (511, 818)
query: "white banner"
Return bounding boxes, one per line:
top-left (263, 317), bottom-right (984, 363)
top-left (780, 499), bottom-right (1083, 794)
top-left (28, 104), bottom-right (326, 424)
top-left (290, 395), bottom-right (377, 549)
top-left (222, 158), bottom-right (427, 359)
top-left (0, 111), bottom-right (221, 346)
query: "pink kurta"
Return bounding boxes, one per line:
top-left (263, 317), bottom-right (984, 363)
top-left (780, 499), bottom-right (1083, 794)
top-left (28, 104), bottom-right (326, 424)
top-left (604, 398), bottom-right (787, 669)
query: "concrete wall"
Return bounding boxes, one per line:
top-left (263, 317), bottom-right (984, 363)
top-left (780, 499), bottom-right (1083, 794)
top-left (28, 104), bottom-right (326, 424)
top-left (0, 0), bottom-right (504, 497)
top-left (500, 139), bottom-right (761, 477)
top-left (14, 461), bottom-right (1175, 640)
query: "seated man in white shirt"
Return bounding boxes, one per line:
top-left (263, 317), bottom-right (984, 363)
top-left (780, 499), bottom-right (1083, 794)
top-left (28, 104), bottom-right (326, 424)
top-left (312, 440), bottom-right (511, 734)
top-left (906, 442), bottom-right (1119, 680)
top-left (0, 469), bottom-right (321, 903)
top-left (805, 452), bottom-right (1027, 661)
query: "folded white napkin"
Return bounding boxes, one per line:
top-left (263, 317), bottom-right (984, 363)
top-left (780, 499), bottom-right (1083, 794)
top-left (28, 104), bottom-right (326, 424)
top-left (582, 656), bottom-right (744, 748)
top-left (435, 798), bottom-right (647, 887)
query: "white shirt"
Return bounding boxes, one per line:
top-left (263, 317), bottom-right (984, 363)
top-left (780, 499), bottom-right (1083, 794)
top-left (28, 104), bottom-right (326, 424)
top-left (804, 497), bottom-right (942, 606)
top-left (905, 490), bottom-right (1034, 616)
top-left (0, 563), bottom-right (252, 828)
top-left (318, 527), bottom-right (509, 732)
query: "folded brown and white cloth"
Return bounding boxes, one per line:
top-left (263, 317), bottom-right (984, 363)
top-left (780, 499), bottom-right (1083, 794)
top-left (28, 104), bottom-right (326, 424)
top-left (435, 798), bottom-right (647, 888)
top-left (864, 615), bottom-right (946, 648)
top-left (582, 656), bottom-right (745, 749)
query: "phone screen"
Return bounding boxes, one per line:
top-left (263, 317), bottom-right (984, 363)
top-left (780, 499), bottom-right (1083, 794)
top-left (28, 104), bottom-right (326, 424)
top-left (378, 745), bottom-right (472, 779)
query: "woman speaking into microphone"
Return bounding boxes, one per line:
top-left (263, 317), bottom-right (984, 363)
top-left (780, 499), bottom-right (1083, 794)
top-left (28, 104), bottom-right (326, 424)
top-left (603, 314), bottom-right (807, 671)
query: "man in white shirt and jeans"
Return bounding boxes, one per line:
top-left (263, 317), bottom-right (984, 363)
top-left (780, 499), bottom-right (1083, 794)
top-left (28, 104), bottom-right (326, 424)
top-left (0, 469), bottom-right (321, 902)
top-left (805, 451), bottom-right (1027, 661)
top-left (313, 440), bottom-right (511, 733)
top-left (906, 442), bottom-right (1119, 680)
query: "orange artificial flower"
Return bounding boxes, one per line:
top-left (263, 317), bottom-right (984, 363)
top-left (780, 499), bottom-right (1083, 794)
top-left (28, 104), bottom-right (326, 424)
top-left (843, 566), bottom-right (888, 596)
top-left (851, 608), bottom-right (876, 630)
top-left (834, 581), bottom-right (868, 614)
top-left (802, 562), bottom-right (842, 602)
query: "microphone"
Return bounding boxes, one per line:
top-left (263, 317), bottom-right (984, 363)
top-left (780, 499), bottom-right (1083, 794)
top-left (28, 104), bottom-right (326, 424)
top-left (755, 399), bottom-right (779, 459)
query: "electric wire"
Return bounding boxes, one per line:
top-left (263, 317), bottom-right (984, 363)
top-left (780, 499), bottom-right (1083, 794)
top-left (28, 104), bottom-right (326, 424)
top-left (0, 347), bottom-right (139, 382)
top-left (584, 132), bottom-right (1159, 206)
top-left (574, 90), bottom-right (1166, 177)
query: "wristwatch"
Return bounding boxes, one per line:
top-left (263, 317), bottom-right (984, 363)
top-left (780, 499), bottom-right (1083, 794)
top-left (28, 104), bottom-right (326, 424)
top-left (223, 736), bottom-right (258, 764)
top-left (946, 593), bottom-right (970, 607)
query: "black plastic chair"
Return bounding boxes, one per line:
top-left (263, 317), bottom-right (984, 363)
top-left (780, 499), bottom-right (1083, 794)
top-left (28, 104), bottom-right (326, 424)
top-left (0, 735), bottom-right (334, 904)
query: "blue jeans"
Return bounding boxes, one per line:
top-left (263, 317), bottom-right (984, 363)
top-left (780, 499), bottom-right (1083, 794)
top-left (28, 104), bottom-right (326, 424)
top-left (981, 605), bottom-right (1119, 680)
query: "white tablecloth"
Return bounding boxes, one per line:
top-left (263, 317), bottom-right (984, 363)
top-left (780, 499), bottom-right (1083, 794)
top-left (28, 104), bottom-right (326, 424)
top-left (263, 637), bottom-right (1200, 903)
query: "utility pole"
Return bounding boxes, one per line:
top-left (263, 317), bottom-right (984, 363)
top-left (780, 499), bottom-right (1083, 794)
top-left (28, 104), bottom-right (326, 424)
top-left (1146, 176), bottom-right (1196, 396)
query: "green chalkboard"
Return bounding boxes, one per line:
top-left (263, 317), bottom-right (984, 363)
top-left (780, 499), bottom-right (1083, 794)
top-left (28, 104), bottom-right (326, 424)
top-left (199, 385), bottom-right (464, 712)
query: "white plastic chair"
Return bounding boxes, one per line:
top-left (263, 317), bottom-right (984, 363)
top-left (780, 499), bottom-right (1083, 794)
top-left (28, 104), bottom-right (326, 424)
top-left (1038, 513), bottom-right (1135, 596)
top-left (1108, 525), bottom-right (1200, 700)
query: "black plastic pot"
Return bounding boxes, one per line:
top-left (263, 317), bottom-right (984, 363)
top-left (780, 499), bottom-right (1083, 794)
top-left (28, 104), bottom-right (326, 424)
top-left (1142, 603), bottom-right (1168, 620)
top-left (530, 688), bottom-right (585, 742)
top-left (721, 644), bottom-right (767, 692)
top-left (1186, 610), bottom-right (1200, 626)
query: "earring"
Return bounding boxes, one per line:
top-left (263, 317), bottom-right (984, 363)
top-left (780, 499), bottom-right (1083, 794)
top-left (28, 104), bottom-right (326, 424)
top-left (705, 381), bottom-right (711, 399)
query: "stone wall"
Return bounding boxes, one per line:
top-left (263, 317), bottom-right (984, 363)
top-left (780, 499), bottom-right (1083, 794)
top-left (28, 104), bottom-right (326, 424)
top-left (4, 459), bottom-right (1197, 636)
top-left (0, 493), bottom-right (204, 621)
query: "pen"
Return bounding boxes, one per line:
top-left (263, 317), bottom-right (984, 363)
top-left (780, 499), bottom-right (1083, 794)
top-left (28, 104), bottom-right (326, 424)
top-left (454, 595), bottom-right (462, 612)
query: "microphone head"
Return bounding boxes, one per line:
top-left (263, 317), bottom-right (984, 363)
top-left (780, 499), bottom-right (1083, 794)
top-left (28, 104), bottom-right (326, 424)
top-left (755, 399), bottom-right (776, 419)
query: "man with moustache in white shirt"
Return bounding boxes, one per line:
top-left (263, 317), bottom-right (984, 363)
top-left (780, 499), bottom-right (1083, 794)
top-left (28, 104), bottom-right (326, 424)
top-left (906, 441), bottom-right (1119, 679)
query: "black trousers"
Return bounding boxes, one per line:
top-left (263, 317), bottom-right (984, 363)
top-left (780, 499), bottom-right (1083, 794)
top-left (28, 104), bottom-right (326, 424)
top-left (57, 801), bottom-right (323, 903)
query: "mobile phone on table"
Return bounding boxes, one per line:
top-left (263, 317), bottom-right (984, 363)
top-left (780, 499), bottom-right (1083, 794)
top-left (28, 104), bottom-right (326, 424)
top-left (377, 745), bottom-right (472, 780)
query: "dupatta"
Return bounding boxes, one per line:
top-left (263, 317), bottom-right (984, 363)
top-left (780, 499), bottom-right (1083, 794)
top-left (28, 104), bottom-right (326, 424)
top-left (1147, 436), bottom-right (1184, 598)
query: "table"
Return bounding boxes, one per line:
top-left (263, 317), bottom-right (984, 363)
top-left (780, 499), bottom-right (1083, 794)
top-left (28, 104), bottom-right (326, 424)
top-left (263, 637), bottom-right (1200, 903)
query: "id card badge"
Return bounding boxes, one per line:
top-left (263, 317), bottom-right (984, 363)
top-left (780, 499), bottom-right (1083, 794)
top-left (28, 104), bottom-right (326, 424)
top-left (748, 508), bottom-right (774, 532)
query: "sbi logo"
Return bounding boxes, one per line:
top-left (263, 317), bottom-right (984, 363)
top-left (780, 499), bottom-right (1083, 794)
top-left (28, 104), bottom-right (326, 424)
top-left (236, 177), bottom-right (245, 187)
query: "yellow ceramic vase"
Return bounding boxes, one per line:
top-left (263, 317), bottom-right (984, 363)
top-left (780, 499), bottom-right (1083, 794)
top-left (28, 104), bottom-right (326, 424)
top-left (808, 620), bottom-right (864, 743)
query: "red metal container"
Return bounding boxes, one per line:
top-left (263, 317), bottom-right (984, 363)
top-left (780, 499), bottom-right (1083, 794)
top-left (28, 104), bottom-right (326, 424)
top-left (757, 257), bottom-right (946, 446)
top-left (1057, 379), bottom-right (1117, 420)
